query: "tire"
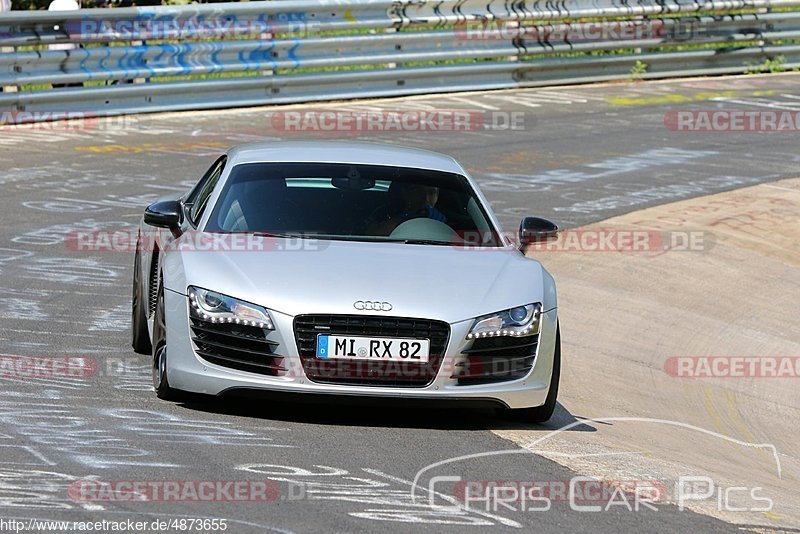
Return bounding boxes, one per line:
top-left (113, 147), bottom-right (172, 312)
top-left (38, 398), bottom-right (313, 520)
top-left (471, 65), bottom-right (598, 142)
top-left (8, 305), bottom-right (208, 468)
top-left (507, 324), bottom-right (561, 424)
top-left (152, 281), bottom-right (181, 401)
top-left (131, 247), bottom-right (152, 355)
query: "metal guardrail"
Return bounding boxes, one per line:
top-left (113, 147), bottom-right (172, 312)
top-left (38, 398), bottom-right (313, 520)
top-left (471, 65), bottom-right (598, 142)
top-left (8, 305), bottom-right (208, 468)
top-left (1, 0), bottom-right (800, 123)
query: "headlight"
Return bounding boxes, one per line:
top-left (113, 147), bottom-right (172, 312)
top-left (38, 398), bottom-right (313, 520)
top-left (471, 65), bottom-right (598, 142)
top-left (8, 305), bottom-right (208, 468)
top-left (187, 286), bottom-right (274, 329)
top-left (466, 303), bottom-right (541, 339)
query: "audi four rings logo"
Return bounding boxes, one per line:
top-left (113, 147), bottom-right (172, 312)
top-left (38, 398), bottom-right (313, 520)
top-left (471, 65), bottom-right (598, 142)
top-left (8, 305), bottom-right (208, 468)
top-left (354, 300), bottom-right (393, 311)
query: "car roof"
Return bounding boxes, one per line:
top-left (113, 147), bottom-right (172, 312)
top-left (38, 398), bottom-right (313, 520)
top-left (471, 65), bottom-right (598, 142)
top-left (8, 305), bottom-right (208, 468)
top-left (226, 141), bottom-right (465, 174)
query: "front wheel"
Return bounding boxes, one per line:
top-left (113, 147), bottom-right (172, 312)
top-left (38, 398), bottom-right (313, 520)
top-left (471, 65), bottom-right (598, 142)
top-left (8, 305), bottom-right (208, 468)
top-left (152, 281), bottom-right (181, 401)
top-left (131, 248), bottom-right (152, 355)
top-left (507, 324), bottom-right (561, 424)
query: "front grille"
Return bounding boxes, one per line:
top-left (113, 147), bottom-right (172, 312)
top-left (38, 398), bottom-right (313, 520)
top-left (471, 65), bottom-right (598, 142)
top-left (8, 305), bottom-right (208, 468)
top-left (190, 318), bottom-right (284, 376)
top-left (294, 314), bottom-right (450, 387)
top-left (453, 334), bottom-right (539, 385)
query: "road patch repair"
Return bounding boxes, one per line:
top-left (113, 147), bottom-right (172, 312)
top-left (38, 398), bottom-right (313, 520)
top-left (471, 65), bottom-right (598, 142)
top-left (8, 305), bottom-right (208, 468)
top-left (498, 177), bottom-right (800, 529)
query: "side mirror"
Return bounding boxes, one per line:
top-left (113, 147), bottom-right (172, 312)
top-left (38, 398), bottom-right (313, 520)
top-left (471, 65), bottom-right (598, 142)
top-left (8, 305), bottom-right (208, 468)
top-left (519, 217), bottom-right (558, 248)
top-left (144, 200), bottom-right (183, 237)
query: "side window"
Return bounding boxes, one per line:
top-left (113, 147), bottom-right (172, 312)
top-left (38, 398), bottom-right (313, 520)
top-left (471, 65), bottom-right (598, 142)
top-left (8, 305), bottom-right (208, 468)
top-left (188, 156), bottom-right (226, 225)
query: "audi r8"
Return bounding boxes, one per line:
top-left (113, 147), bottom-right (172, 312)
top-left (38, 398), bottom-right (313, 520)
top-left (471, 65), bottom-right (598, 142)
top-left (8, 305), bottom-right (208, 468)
top-left (131, 141), bottom-right (560, 422)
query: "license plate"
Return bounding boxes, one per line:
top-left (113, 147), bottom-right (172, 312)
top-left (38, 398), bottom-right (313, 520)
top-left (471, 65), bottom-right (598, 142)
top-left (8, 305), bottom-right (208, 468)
top-left (316, 335), bottom-right (430, 363)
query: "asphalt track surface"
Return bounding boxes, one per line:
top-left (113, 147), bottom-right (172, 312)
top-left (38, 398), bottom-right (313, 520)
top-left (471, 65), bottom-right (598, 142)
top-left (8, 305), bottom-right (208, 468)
top-left (2, 72), bottom-right (799, 532)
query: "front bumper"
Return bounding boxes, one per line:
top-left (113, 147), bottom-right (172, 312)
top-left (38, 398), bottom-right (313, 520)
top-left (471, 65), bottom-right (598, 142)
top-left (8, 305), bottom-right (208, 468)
top-left (164, 288), bottom-right (558, 410)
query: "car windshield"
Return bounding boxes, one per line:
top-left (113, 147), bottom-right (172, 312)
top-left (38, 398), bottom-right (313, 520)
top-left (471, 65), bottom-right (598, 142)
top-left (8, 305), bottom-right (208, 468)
top-left (204, 162), bottom-right (502, 246)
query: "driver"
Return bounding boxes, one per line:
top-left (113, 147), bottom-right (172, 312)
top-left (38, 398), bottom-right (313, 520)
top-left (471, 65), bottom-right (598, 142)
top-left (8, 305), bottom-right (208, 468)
top-left (368, 182), bottom-right (447, 235)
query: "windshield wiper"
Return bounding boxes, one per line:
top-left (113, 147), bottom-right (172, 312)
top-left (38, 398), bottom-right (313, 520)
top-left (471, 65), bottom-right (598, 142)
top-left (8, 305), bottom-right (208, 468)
top-left (384, 238), bottom-right (452, 246)
top-left (294, 234), bottom-right (385, 243)
top-left (250, 231), bottom-right (305, 239)
top-left (248, 233), bottom-right (452, 245)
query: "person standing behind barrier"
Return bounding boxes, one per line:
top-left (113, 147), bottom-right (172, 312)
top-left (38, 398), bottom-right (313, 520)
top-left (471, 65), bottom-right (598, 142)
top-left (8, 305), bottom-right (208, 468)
top-left (48, 0), bottom-right (83, 88)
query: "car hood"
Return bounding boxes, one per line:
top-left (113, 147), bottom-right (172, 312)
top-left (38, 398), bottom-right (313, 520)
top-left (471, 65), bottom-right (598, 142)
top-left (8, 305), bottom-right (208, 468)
top-left (171, 236), bottom-right (549, 324)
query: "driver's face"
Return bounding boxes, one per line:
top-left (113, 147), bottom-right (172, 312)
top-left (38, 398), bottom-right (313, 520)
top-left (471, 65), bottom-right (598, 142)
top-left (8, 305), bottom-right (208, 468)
top-left (425, 187), bottom-right (439, 208)
top-left (401, 184), bottom-right (439, 210)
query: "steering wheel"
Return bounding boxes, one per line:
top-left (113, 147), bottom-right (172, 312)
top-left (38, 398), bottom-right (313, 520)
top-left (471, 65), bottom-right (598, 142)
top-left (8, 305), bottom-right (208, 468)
top-left (389, 218), bottom-right (456, 242)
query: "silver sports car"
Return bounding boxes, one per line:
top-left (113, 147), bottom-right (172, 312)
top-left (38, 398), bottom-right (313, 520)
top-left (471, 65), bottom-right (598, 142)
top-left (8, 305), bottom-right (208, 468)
top-left (132, 141), bottom-right (561, 422)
